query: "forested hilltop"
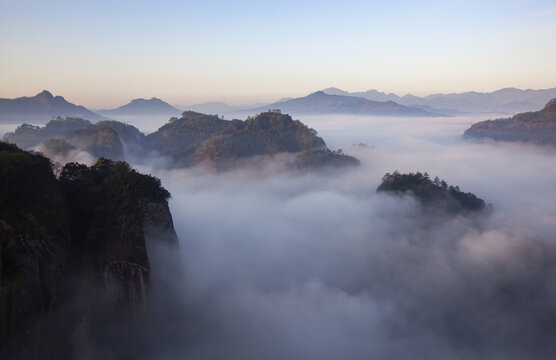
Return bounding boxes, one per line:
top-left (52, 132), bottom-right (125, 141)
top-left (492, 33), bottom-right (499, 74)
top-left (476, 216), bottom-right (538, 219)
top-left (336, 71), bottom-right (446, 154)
top-left (4, 110), bottom-right (359, 170)
top-left (0, 142), bottom-right (178, 359)
top-left (378, 171), bottom-right (490, 216)
top-left (145, 110), bottom-right (358, 169)
top-left (464, 98), bottom-right (556, 145)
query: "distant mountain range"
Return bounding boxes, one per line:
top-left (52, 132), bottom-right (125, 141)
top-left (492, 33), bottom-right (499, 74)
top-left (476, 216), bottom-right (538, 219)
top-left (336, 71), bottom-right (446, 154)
top-left (178, 102), bottom-right (267, 114)
top-left (320, 87), bottom-right (556, 114)
top-left (464, 98), bottom-right (556, 146)
top-left (0, 90), bottom-right (105, 123)
top-left (98, 97), bottom-right (181, 116)
top-left (241, 91), bottom-right (444, 117)
top-left (3, 87), bottom-right (556, 124)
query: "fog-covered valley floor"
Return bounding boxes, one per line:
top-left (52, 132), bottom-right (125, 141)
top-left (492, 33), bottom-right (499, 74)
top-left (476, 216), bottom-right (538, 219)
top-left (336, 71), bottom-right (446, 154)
top-left (127, 115), bottom-right (556, 359)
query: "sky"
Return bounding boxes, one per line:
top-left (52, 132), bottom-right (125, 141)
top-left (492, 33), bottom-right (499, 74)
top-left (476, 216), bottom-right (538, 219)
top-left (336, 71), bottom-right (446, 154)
top-left (1, 0), bottom-right (556, 108)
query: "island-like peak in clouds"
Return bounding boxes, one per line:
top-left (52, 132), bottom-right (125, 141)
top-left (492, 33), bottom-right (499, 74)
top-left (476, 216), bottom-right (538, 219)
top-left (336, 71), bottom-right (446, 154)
top-left (143, 110), bottom-right (359, 170)
top-left (99, 97), bottom-right (181, 116)
top-left (0, 90), bottom-right (105, 123)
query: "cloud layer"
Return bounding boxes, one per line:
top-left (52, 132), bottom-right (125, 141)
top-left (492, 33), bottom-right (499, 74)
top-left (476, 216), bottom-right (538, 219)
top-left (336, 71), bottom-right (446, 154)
top-left (125, 114), bottom-right (556, 359)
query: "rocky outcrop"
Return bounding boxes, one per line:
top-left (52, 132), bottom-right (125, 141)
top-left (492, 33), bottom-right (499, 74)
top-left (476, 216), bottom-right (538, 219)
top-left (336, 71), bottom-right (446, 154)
top-left (0, 143), bottom-right (178, 359)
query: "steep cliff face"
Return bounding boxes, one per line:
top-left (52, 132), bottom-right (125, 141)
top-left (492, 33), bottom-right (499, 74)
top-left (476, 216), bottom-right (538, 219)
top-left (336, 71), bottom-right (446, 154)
top-left (0, 143), bottom-right (179, 359)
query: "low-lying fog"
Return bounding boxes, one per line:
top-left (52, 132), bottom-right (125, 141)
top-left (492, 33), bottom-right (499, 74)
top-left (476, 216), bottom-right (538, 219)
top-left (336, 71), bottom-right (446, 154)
top-left (133, 114), bottom-right (556, 360)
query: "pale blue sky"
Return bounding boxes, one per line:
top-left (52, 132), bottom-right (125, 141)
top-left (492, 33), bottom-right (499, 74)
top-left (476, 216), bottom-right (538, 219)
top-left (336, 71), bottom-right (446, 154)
top-left (1, 0), bottom-right (555, 107)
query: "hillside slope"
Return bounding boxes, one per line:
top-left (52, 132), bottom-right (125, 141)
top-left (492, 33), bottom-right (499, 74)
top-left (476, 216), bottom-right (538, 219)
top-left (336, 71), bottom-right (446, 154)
top-left (463, 98), bottom-right (556, 145)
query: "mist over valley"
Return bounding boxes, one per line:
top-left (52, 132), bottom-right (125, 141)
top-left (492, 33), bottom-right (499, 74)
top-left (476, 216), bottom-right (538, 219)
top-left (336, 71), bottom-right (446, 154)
top-left (2, 1), bottom-right (556, 358)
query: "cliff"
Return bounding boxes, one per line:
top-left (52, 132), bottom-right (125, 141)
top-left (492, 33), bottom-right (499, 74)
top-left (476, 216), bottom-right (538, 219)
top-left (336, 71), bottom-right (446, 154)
top-left (0, 143), bottom-right (178, 359)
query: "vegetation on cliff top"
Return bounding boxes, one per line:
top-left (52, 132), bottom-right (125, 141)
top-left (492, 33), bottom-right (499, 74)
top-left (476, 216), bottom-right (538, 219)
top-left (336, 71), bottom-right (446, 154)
top-left (0, 142), bottom-right (173, 356)
top-left (377, 171), bottom-right (489, 215)
top-left (1, 141), bottom-right (170, 250)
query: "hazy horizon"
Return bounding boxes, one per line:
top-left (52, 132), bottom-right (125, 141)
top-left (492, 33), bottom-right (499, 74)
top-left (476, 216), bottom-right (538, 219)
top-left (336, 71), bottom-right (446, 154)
top-left (1, 0), bottom-right (556, 108)
top-left (3, 1), bottom-right (556, 358)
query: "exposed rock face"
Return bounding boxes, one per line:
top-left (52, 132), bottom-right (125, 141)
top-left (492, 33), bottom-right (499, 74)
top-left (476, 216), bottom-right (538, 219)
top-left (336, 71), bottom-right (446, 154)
top-left (0, 143), bottom-right (178, 359)
top-left (464, 98), bottom-right (556, 145)
top-left (141, 201), bottom-right (179, 247)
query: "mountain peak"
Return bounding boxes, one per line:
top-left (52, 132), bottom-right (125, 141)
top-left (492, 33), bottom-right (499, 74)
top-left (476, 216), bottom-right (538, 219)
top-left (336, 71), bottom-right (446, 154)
top-left (100, 97), bottom-right (181, 116)
top-left (544, 98), bottom-right (556, 112)
top-left (320, 87), bottom-right (350, 96)
top-left (35, 90), bottom-right (54, 102)
top-left (130, 97), bottom-right (163, 103)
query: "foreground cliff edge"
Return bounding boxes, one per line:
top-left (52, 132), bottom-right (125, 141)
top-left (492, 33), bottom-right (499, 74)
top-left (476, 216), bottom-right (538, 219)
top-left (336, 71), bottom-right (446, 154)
top-left (0, 142), bottom-right (179, 359)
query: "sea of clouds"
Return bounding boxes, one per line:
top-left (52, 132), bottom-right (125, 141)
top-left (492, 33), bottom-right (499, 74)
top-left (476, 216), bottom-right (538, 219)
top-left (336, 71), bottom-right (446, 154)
top-left (128, 114), bottom-right (556, 360)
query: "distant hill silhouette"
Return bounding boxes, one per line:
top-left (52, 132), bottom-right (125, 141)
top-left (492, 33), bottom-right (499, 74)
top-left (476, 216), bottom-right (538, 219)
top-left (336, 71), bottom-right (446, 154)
top-left (320, 87), bottom-right (556, 114)
top-left (464, 98), bottom-right (556, 145)
top-left (98, 97), bottom-right (181, 116)
top-left (0, 90), bottom-right (104, 123)
top-left (245, 91), bottom-right (444, 117)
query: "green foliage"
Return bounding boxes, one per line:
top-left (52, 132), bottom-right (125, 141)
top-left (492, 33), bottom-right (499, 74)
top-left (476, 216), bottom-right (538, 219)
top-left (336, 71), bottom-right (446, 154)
top-left (193, 112), bottom-right (327, 167)
top-left (41, 138), bottom-right (75, 156)
top-left (0, 143), bottom-right (170, 258)
top-left (0, 141), bottom-right (68, 231)
top-left (95, 120), bottom-right (144, 144)
top-left (377, 171), bottom-right (489, 214)
top-left (63, 127), bottom-right (124, 160)
top-left (146, 110), bottom-right (334, 169)
top-left (293, 149), bottom-right (360, 169)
